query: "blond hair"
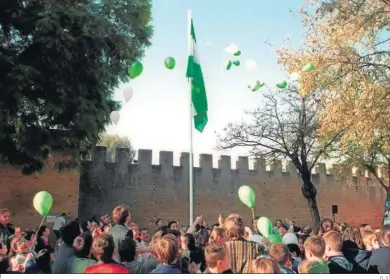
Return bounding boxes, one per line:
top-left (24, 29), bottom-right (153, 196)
top-left (303, 236), bottom-right (326, 258)
top-left (204, 243), bottom-right (227, 268)
top-left (323, 231), bottom-right (342, 252)
top-left (246, 257), bottom-right (280, 274)
top-left (209, 227), bottom-right (225, 244)
top-left (298, 259), bottom-right (313, 274)
top-left (223, 214), bottom-right (244, 241)
top-left (363, 231), bottom-right (377, 250)
top-left (154, 234), bottom-right (178, 264)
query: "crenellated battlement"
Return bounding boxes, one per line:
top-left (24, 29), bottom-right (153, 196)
top-left (87, 147), bottom-right (385, 181)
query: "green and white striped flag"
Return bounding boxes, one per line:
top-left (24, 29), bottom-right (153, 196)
top-left (186, 16), bottom-right (208, 133)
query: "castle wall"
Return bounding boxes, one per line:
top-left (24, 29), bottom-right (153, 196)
top-left (78, 147), bottom-right (386, 229)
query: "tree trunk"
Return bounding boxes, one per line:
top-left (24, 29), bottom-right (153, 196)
top-left (387, 188), bottom-right (390, 201)
top-left (301, 171), bottom-right (321, 234)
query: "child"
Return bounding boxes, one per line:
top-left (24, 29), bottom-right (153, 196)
top-left (204, 243), bottom-right (232, 274)
top-left (322, 231), bottom-right (353, 273)
top-left (303, 236), bottom-right (329, 273)
top-left (268, 243), bottom-right (295, 274)
top-left (151, 234), bottom-right (182, 274)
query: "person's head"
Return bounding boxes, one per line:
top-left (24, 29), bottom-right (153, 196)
top-left (112, 205), bottom-right (130, 225)
top-left (101, 214), bottom-right (111, 224)
top-left (204, 243), bottom-right (231, 274)
top-left (287, 243), bottom-right (301, 258)
top-left (11, 236), bottom-right (29, 254)
top-left (129, 223), bottom-right (139, 240)
top-left (343, 226), bottom-right (365, 249)
top-left (380, 225), bottom-right (390, 247)
top-left (298, 259), bottom-right (313, 274)
top-left (301, 225), bottom-right (312, 235)
top-left (320, 218), bottom-right (334, 234)
top-left (246, 257), bottom-right (281, 274)
top-left (154, 234), bottom-right (179, 264)
top-left (0, 209), bottom-right (10, 225)
top-left (168, 221), bottom-right (179, 231)
top-left (303, 236), bottom-right (326, 261)
top-left (155, 219), bottom-right (164, 227)
top-left (209, 227), bottom-right (225, 244)
top-left (223, 214), bottom-right (245, 241)
top-left (35, 248), bottom-right (51, 273)
top-left (278, 224), bottom-right (288, 237)
top-left (194, 227), bottom-right (210, 247)
top-left (363, 231), bottom-right (377, 251)
top-left (89, 220), bottom-right (99, 231)
top-left (61, 213), bottom-right (67, 218)
top-left (202, 220), bottom-right (208, 228)
top-left (298, 235), bottom-right (309, 253)
top-left (92, 233), bottom-right (115, 263)
top-left (275, 219), bottom-right (283, 227)
top-left (184, 233), bottom-right (196, 251)
top-left (118, 235), bottom-right (136, 263)
top-left (81, 221), bottom-right (90, 232)
top-left (60, 221), bottom-right (81, 246)
top-left (322, 231), bottom-right (342, 256)
top-left (268, 243), bottom-right (292, 268)
top-left (140, 228), bottom-right (150, 242)
top-left (73, 232), bottom-right (93, 258)
top-left (38, 226), bottom-right (50, 237)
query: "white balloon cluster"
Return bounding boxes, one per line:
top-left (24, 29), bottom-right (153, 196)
top-left (109, 85), bottom-right (134, 125)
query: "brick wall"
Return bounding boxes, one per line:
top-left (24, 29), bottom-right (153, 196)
top-left (0, 154), bottom-right (79, 229)
top-left (77, 147), bottom-right (386, 230)
top-left (0, 148), bottom-right (385, 230)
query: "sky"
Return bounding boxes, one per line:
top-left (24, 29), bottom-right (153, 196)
top-left (105, 0), bottom-right (307, 167)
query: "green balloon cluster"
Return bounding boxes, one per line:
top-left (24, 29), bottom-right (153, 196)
top-left (248, 80), bottom-right (265, 92)
top-left (33, 191), bottom-right (53, 216)
top-left (267, 233), bottom-right (282, 244)
top-left (225, 60), bottom-right (241, 70)
top-left (129, 61), bottom-right (143, 79)
top-left (238, 185), bottom-right (255, 209)
top-left (164, 57), bottom-right (176, 70)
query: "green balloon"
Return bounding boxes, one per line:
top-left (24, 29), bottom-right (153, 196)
top-left (164, 57), bottom-right (176, 70)
top-left (234, 50), bottom-right (241, 56)
top-left (257, 217), bottom-right (273, 237)
top-left (238, 185), bottom-right (255, 209)
top-left (129, 61), bottom-right (143, 79)
top-left (225, 60), bottom-right (232, 70)
top-left (302, 63), bottom-right (315, 72)
top-left (233, 60), bottom-right (240, 66)
top-left (33, 191), bottom-right (53, 216)
top-left (276, 80), bottom-right (288, 89)
top-left (268, 233), bottom-right (282, 244)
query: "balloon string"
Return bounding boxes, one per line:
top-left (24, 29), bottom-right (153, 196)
top-left (29, 216), bottom-right (46, 253)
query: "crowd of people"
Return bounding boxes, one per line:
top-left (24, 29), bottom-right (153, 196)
top-left (0, 206), bottom-right (388, 274)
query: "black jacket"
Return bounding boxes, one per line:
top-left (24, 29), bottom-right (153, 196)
top-left (327, 255), bottom-right (354, 274)
top-left (342, 241), bottom-right (371, 273)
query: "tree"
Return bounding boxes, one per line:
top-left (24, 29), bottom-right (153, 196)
top-left (216, 87), bottom-right (340, 233)
top-left (291, 0), bottom-right (390, 153)
top-left (0, 0), bottom-right (152, 174)
top-left (98, 135), bottom-right (135, 162)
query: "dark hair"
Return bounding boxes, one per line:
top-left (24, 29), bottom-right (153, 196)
top-left (81, 221), bottom-right (89, 232)
top-left (61, 221), bottom-right (81, 246)
top-left (62, 213), bottom-right (66, 217)
top-left (155, 219), bottom-right (162, 226)
top-left (125, 230), bottom-right (134, 239)
top-left (118, 236), bottom-right (136, 262)
top-left (299, 234), bottom-right (309, 243)
top-left (162, 229), bottom-right (180, 238)
top-left (36, 249), bottom-right (51, 274)
top-left (184, 233), bottom-right (196, 251)
top-left (287, 243), bottom-right (301, 257)
top-left (278, 224), bottom-right (288, 230)
top-left (275, 219), bottom-right (283, 226)
top-left (168, 221), bottom-right (178, 229)
top-left (211, 223), bottom-right (220, 230)
top-left (24, 230), bottom-right (35, 241)
top-left (37, 226), bottom-right (47, 237)
top-left (155, 225), bottom-right (168, 234)
top-left (320, 218), bottom-right (334, 234)
top-left (73, 232), bottom-right (93, 258)
top-left (360, 224), bottom-right (368, 228)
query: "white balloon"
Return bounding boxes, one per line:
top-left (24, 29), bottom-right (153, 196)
top-left (224, 43), bottom-right (239, 55)
top-left (248, 234), bottom-right (263, 244)
top-left (110, 111), bottom-right (120, 125)
top-left (282, 232), bottom-right (299, 245)
top-left (290, 72), bottom-right (300, 81)
top-left (123, 86), bottom-right (133, 102)
top-left (245, 59), bottom-right (258, 70)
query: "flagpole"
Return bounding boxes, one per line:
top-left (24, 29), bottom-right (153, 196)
top-left (187, 9), bottom-right (194, 225)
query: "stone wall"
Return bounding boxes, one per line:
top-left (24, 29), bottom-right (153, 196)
top-left (78, 147), bottom-right (386, 230)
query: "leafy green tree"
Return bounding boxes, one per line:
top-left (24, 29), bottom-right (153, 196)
top-left (0, 0), bottom-right (152, 174)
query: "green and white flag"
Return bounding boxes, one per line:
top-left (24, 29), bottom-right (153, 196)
top-left (186, 16), bottom-right (208, 133)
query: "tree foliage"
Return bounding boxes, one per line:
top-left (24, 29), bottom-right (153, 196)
top-left (98, 134), bottom-right (135, 162)
top-left (280, 0), bottom-right (390, 153)
top-left (216, 86), bottom-right (340, 232)
top-left (0, 0), bottom-right (152, 174)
